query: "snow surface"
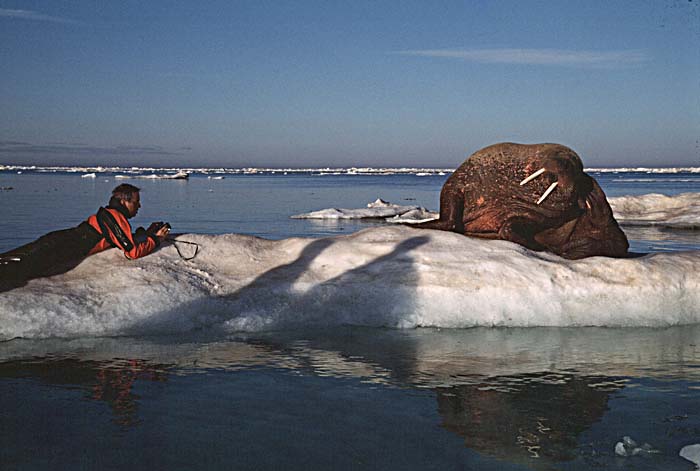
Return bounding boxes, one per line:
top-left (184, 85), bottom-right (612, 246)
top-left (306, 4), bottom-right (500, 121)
top-left (1, 226), bottom-right (699, 340)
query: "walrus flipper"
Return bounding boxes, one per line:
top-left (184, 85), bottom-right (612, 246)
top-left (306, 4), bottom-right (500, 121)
top-left (414, 189), bottom-right (464, 233)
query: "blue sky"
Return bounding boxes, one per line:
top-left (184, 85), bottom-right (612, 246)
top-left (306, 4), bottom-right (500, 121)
top-left (1, 1), bottom-right (698, 167)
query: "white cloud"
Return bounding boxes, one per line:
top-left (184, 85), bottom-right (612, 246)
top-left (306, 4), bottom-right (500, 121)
top-left (0, 8), bottom-right (78, 24)
top-left (396, 48), bottom-right (650, 68)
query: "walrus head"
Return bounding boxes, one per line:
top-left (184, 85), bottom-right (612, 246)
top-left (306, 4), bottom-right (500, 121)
top-left (519, 145), bottom-right (593, 213)
top-left (508, 144), bottom-right (628, 258)
top-left (427, 142), bottom-right (629, 259)
top-left (461, 143), bottom-right (594, 232)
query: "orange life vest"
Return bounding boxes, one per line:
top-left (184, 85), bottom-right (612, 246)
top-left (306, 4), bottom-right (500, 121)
top-left (86, 206), bottom-right (157, 259)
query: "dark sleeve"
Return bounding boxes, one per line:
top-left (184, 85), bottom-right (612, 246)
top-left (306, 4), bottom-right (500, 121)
top-left (96, 208), bottom-right (134, 251)
top-left (96, 208), bottom-right (157, 259)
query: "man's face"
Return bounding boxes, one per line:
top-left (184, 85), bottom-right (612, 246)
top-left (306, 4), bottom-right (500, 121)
top-left (122, 192), bottom-right (141, 218)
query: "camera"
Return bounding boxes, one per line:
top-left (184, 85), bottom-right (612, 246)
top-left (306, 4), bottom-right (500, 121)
top-left (146, 221), bottom-right (171, 236)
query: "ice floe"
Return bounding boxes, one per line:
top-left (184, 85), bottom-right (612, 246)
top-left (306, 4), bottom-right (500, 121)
top-left (614, 436), bottom-right (659, 457)
top-left (291, 198), bottom-right (438, 223)
top-left (608, 193), bottom-right (700, 229)
top-left (115, 170), bottom-right (189, 180)
top-left (680, 444), bottom-right (700, 469)
top-left (1, 225), bottom-right (699, 340)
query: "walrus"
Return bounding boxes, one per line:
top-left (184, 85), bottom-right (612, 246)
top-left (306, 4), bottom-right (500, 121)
top-left (415, 142), bottom-right (629, 259)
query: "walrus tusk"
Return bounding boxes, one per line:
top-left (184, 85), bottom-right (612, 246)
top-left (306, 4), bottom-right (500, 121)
top-left (520, 168), bottom-right (546, 185)
top-left (536, 181), bottom-right (558, 205)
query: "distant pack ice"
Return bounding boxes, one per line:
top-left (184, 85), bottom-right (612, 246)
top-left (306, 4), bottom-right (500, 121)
top-left (1, 226), bottom-right (699, 340)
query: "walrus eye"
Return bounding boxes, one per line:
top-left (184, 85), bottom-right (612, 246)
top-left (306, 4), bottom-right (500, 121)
top-left (519, 167), bottom-right (546, 186)
top-left (536, 181), bottom-right (559, 205)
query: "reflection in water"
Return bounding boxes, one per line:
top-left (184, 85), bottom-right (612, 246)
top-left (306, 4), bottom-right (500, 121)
top-left (0, 358), bottom-right (169, 426)
top-left (436, 373), bottom-right (625, 468)
top-left (1, 326), bottom-right (699, 469)
top-left (624, 226), bottom-right (700, 253)
top-left (91, 359), bottom-right (168, 426)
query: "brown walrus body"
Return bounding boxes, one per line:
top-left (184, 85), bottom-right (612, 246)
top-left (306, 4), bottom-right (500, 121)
top-left (416, 143), bottom-right (629, 259)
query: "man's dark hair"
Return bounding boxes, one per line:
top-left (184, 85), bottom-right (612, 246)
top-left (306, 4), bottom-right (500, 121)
top-left (111, 184), bottom-right (140, 202)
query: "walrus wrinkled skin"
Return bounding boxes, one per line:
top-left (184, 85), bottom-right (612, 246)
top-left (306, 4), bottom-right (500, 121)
top-left (415, 143), bottom-right (629, 259)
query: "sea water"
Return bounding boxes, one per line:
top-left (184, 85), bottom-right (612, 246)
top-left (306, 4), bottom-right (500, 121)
top-left (1, 168), bottom-right (699, 470)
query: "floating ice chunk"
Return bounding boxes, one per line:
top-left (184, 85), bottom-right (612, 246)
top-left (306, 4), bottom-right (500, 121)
top-left (170, 171), bottom-right (189, 179)
top-left (385, 208), bottom-right (439, 224)
top-left (115, 171), bottom-right (189, 180)
top-left (615, 436), bottom-right (638, 456)
top-left (81, 173), bottom-right (96, 178)
top-left (609, 193), bottom-right (700, 229)
top-left (614, 436), bottom-right (659, 457)
top-left (292, 199), bottom-right (437, 222)
top-left (680, 444), bottom-right (700, 469)
top-left (367, 198), bottom-right (392, 208)
top-left (292, 200), bottom-right (419, 219)
top-left (614, 441), bottom-right (627, 456)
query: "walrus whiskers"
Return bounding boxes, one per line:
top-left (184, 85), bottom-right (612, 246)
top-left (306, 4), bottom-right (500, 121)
top-left (520, 168), bottom-right (546, 185)
top-left (537, 181), bottom-right (558, 205)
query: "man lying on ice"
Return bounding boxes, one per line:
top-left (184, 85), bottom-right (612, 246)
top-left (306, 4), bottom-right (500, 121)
top-left (0, 183), bottom-right (170, 290)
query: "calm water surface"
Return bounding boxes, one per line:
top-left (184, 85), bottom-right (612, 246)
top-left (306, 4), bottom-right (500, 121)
top-left (1, 170), bottom-right (699, 470)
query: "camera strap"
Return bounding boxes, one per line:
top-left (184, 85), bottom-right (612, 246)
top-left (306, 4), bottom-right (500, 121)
top-left (167, 237), bottom-right (200, 261)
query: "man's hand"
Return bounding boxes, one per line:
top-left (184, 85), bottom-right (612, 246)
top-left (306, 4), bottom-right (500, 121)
top-left (154, 224), bottom-right (170, 241)
top-left (147, 222), bottom-right (170, 242)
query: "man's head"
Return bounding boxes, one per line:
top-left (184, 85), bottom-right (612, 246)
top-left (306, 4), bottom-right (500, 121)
top-left (110, 183), bottom-right (141, 218)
